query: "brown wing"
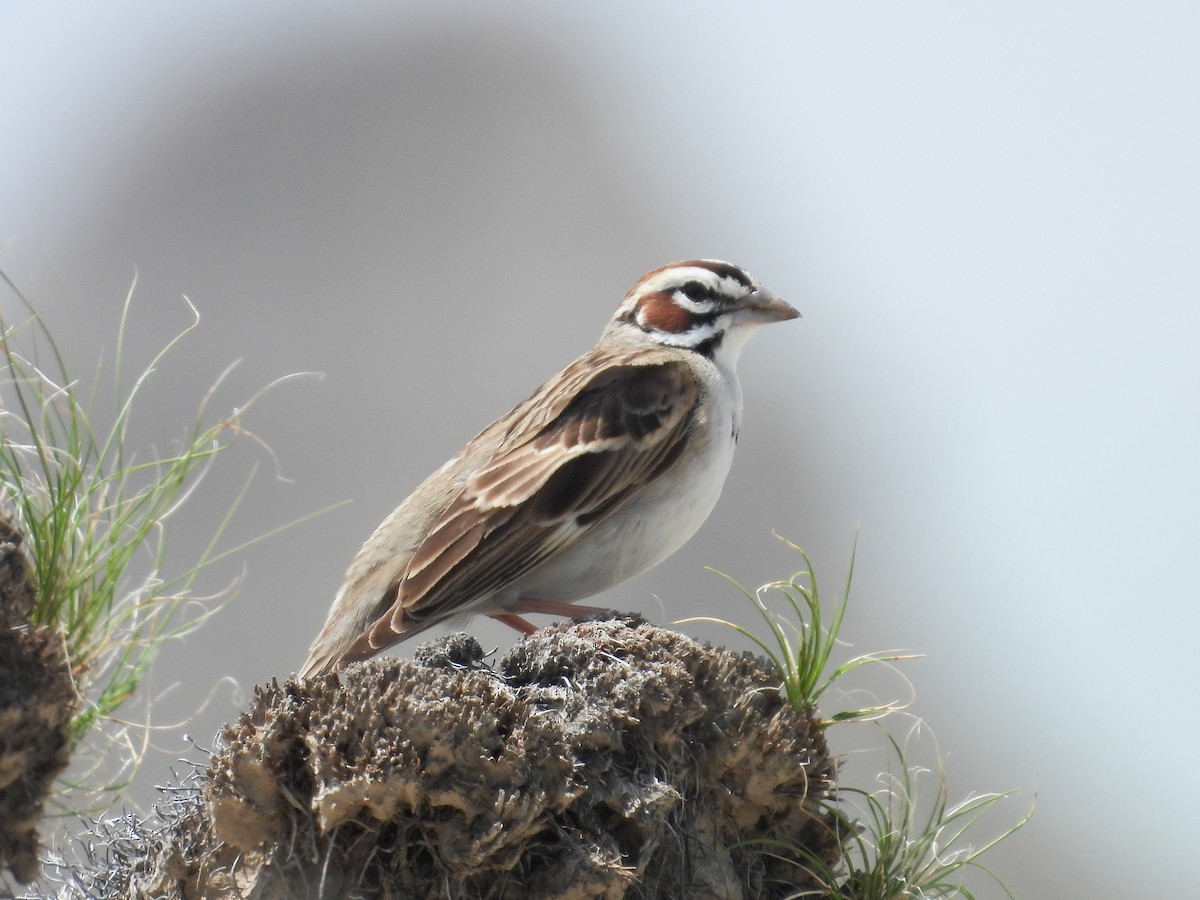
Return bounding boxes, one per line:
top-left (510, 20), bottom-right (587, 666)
top-left (356, 354), bottom-right (699, 652)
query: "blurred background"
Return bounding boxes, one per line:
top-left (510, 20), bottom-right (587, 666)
top-left (3, 2), bottom-right (1198, 896)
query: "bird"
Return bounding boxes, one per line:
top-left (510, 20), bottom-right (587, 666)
top-left (300, 260), bottom-right (799, 677)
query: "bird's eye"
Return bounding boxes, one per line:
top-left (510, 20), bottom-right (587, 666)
top-left (679, 282), bottom-right (710, 302)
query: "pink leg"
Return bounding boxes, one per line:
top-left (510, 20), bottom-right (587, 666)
top-left (492, 598), bottom-right (619, 636)
top-left (507, 597), bottom-right (610, 617)
top-left (489, 612), bottom-right (539, 635)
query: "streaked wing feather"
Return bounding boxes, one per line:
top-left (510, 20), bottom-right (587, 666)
top-left (394, 356), bottom-right (698, 624)
top-left (397, 507), bottom-right (490, 606)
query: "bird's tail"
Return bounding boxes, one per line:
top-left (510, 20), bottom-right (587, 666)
top-left (298, 581), bottom-right (391, 679)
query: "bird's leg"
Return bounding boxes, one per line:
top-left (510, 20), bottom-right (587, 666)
top-left (507, 596), bottom-right (612, 618)
top-left (489, 613), bottom-right (538, 635)
top-left (492, 598), bottom-right (625, 636)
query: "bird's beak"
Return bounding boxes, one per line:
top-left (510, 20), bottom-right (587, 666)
top-left (741, 287), bottom-right (801, 324)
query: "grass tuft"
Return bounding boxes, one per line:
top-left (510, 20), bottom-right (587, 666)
top-left (803, 723), bottom-right (1034, 899)
top-left (682, 532), bottom-right (915, 725)
top-left (0, 269), bottom-right (320, 804)
top-left (693, 535), bottom-right (1031, 898)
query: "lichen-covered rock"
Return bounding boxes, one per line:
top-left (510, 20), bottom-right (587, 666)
top-left (84, 616), bottom-right (841, 898)
top-left (0, 515), bottom-right (78, 884)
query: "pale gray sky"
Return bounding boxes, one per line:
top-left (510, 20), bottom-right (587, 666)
top-left (4, 3), bottom-right (1198, 896)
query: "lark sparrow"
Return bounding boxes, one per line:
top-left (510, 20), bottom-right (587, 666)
top-left (300, 260), bottom-right (798, 677)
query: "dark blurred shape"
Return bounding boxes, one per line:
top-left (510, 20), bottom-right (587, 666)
top-left (0, 516), bottom-right (77, 885)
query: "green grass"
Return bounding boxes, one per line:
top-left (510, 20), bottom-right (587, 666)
top-left (826, 725), bottom-right (1032, 899)
top-left (0, 269), bottom-right (319, 801)
top-left (684, 534), bottom-right (913, 725)
top-left (690, 536), bottom-right (1032, 898)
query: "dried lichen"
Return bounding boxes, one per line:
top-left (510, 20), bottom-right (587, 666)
top-left (62, 617), bottom-right (841, 898)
